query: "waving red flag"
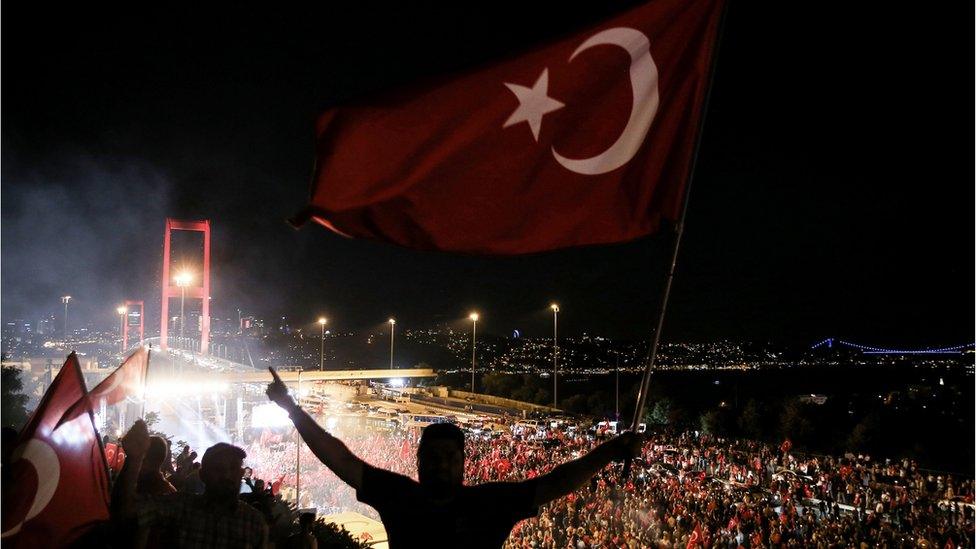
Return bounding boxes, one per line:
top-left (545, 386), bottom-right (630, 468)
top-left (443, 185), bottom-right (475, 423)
top-left (687, 523), bottom-right (703, 548)
top-left (297, 0), bottom-right (724, 254)
top-left (58, 345), bottom-right (149, 427)
top-left (1, 353), bottom-right (110, 547)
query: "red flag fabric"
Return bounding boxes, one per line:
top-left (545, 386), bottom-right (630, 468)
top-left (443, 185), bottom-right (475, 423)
top-left (58, 346), bottom-right (149, 427)
top-left (104, 442), bottom-right (127, 473)
top-left (399, 437), bottom-right (412, 461)
top-left (300, 0), bottom-right (724, 254)
top-left (1, 353), bottom-right (110, 547)
top-left (271, 474), bottom-right (286, 496)
top-left (687, 523), bottom-right (703, 548)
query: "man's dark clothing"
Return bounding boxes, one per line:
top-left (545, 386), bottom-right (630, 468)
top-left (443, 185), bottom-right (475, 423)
top-left (137, 492), bottom-right (268, 548)
top-left (357, 465), bottom-right (538, 548)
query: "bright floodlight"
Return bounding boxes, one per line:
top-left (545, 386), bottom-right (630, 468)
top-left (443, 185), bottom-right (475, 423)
top-left (389, 378), bottom-right (405, 388)
top-left (469, 312), bottom-right (479, 321)
top-left (318, 317), bottom-right (327, 325)
top-left (62, 295), bottom-right (71, 303)
top-left (550, 303), bottom-right (560, 313)
top-left (389, 318), bottom-right (396, 325)
top-left (117, 306), bottom-right (127, 315)
top-left (251, 403), bottom-right (292, 428)
top-left (174, 271), bottom-right (193, 287)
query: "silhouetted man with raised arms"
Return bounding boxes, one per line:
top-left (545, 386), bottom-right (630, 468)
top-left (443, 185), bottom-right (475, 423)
top-left (266, 367), bottom-right (639, 549)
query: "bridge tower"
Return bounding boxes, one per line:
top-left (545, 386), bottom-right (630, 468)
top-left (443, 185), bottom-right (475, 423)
top-left (160, 218), bottom-right (211, 354)
top-left (122, 300), bottom-right (144, 351)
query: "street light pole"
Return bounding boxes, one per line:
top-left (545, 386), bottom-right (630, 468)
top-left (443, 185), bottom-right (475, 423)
top-left (296, 367), bottom-right (302, 508)
top-left (179, 285), bottom-right (186, 339)
top-left (117, 306), bottom-right (127, 353)
top-left (174, 271), bottom-right (192, 342)
top-left (61, 296), bottom-right (71, 341)
top-left (615, 352), bottom-right (620, 421)
top-left (551, 304), bottom-right (559, 409)
top-left (469, 313), bottom-right (479, 393)
top-left (318, 318), bottom-right (327, 371)
top-left (388, 318), bottom-right (396, 369)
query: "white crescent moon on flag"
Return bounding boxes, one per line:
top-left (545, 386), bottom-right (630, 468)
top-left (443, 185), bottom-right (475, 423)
top-left (552, 27), bottom-right (660, 175)
top-left (1, 439), bottom-right (61, 537)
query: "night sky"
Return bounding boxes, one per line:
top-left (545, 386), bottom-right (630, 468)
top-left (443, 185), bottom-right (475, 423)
top-left (2, 2), bottom-right (972, 346)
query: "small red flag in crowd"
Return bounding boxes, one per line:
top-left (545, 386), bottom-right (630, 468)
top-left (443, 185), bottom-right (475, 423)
top-left (399, 437), bottom-right (412, 461)
top-left (58, 346), bottom-right (149, 428)
top-left (297, 0), bottom-right (724, 254)
top-left (687, 523), bottom-right (703, 548)
top-left (103, 442), bottom-right (127, 473)
top-left (1, 353), bottom-right (110, 547)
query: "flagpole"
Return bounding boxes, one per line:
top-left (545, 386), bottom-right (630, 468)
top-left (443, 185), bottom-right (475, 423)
top-left (624, 0), bottom-right (729, 475)
top-left (141, 345), bottom-right (152, 419)
top-left (72, 351), bottom-right (114, 494)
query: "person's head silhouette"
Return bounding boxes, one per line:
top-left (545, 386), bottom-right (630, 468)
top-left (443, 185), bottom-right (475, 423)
top-left (417, 423), bottom-right (465, 495)
top-left (201, 442), bottom-right (247, 502)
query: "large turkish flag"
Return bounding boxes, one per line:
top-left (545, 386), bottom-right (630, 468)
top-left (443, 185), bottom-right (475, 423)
top-left (1, 354), bottom-right (110, 547)
top-left (298, 0), bottom-right (724, 254)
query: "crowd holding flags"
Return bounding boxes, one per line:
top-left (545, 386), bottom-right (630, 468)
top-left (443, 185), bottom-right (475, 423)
top-left (1, 348), bottom-right (151, 546)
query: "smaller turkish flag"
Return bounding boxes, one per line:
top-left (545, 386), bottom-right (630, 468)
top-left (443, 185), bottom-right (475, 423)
top-left (399, 437), bottom-right (412, 461)
top-left (58, 346), bottom-right (149, 427)
top-left (1, 353), bottom-right (110, 547)
top-left (687, 523), bottom-right (703, 549)
top-left (103, 442), bottom-right (127, 473)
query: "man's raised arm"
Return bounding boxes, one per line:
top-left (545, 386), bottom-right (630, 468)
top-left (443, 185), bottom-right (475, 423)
top-left (112, 419), bottom-right (150, 519)
top-left (266, 368), bottom-right (366, 490)
top-left (529, 432), bottom-right (641, 507)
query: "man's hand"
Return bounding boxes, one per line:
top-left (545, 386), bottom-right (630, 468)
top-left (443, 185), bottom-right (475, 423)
top-left (121, 419), bottom-right (150, 459)
top-left (266, 367), bottom-right (296, 410)
top-left (611, 431), bottom-right (642, 461)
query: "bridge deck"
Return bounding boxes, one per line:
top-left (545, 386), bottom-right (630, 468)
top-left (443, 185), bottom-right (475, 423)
top-left (227, 368), bottom-right (436, 383)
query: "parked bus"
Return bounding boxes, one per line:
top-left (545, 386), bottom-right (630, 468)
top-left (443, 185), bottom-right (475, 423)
top-left (400, 413), bottom-right (451, 429)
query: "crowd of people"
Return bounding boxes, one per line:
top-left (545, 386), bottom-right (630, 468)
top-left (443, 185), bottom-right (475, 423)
top-left (503, 431), bottom-right (974, 548)
top-left (230, 413), bottom-right (974, 548)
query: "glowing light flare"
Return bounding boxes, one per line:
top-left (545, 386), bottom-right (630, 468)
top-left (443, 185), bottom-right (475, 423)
top-left (144, 380), bottom-right (229, 398)
top-left (389, 378), bottom-right (405, 388)
top-left (469, 312), bottom-right (479, 322)
top-left (318, 317), bottom-right (327, 325)
top-left (50, 414), bottom-right (95, 448)
top-left (117, 306), bottom-right (127, 315)
top-left (251, 403), bottom-right (292, 428)
top-left (174, 271), bottom-right (193, 287)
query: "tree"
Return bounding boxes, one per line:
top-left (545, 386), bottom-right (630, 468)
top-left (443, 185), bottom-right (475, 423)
top-left (847, 411), bottom-right (882, 453)
top-left (1, 366), bottom-right (29, 430)
top-left (779, 400), bottom-right (815, 446)
top-left (309, 518), bottom-right (370, 549)
top-left (560, 394), bottom-right (587, 414)
top-left (646, 398), bottom-right (674, 426)
top-left (737, 399), bottom-right (765, 440)
top-left (699, 407), bottom-right (734, 437)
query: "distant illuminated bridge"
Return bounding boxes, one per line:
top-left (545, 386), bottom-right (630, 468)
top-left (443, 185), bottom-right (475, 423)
top-left (810, 338), bottom-right (975, 355)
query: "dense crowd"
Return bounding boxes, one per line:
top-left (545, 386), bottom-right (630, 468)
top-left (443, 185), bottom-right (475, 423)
top-left (504, 432), bottom-right (974, 548)
top-left (233, 416), bottom-right (974, 548)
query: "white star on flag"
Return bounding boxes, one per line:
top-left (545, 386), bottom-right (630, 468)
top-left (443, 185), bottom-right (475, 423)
top-left (503, 68), bottom-right (565, 141)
